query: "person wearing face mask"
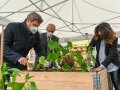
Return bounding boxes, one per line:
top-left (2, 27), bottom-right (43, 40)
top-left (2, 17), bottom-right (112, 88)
top-left (88, 22), bottom-right (120, 90)
top-left (3, 12), bottom-right (44, 70)
top-left (33, 23), bottom-right (60, 70)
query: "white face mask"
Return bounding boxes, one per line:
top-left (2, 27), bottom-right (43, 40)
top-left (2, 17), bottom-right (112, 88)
top-left (30, 26), bottom-right (38, 34)
top-left (47, 32), bottom-right (53, 37)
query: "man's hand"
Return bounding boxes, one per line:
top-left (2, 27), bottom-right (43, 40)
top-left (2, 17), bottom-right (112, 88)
top-left (18, 57), bottom-right (28, 66)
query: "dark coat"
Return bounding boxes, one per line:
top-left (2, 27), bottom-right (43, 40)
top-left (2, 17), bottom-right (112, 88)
top-left (89, 37), bottom-right (120, 68)
top-left (4, 21), bottom-right (43, 70)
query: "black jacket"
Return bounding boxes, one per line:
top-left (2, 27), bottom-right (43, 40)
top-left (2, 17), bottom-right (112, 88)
top-left (4, 20), bottom-right (43, 70)
top-left (89, 37), bottom-right (120, 68)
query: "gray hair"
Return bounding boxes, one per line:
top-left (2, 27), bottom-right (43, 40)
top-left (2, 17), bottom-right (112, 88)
top-left (27, 12), bottom-right (43, 23)
top-left (46, 23), bottom-right (56, 30)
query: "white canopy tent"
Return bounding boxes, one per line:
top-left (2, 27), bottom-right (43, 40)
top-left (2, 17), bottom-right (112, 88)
top-left (0, 0), bottom-right (120, 41)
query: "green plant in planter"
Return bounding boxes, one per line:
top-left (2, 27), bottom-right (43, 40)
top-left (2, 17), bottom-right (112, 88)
top-left (0, 63), bottom-right (37, 90)
top-left (36, 40), bottom-right (96, 72)
top-left (86, 46), bottom-right (96, 69)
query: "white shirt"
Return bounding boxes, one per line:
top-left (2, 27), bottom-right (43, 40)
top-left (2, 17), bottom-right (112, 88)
top-left (99, 40), bottom-right (119, 72)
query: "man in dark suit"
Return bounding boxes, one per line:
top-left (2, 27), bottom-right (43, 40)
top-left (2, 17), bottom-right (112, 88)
top-left (4, 12), bottom-right (44, 70)
top-left (41, 24), bottom-right (59, 57)
top-left (3, 12), bottom-right (44, 90)
top-left (33, 23), bottom-right (59, 70)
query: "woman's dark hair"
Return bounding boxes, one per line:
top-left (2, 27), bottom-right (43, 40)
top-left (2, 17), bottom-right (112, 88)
top-left (94, 22), bottom-right (116, 44)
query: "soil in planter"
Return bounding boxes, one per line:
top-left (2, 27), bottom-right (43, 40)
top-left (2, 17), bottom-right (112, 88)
top-left (33, 67), bottom-right (82, 72)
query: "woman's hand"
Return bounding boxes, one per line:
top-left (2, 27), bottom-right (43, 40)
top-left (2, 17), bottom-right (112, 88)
top-left (93, 66), bottom-right (104, 72)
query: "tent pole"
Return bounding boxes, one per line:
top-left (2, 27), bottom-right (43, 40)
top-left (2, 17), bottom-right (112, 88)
top-left (0, 25), bottom-right (4, 65)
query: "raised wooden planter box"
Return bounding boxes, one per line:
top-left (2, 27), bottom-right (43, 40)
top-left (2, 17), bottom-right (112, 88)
top-left (17, 69), bottom-right (109, 90)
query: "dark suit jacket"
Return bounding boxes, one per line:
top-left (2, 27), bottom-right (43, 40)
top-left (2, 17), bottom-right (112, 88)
top-left (89, 37), bottom-right (120, 68)
top-left (33, 32), bottom-right (59, 69)
top-left (40, 33), bottom-right (59, 57)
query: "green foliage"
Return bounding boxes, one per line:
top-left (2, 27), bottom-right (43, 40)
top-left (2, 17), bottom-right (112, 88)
top-left (66, 41), bottom-right (73, 48)
top-left (59, 44), bottom-right (68, 56)
top-left (75, 51), bottom-right (83, 64)
top-left (8, 68), bottom-right (20, 81)
top-left (1, 63), bottom-right (8, 74)
top-left (47, 51), bottom-right (60, 62)
top-left (62, 64), bottom-right (72, 71)
top-left (80, 60), bottom-right (89, 72)
top-left (28, 82), bottom-right (37, 90)
top-left (7, 73), bottom-right (36, 90)
top-left (0, 63), bottom-right (10, 90)
top-left (38, 40), bottom-right (96, 72)
top-left (48, 40), bottom-right (59, 51)
top-left (87, 46), bottom-right (96, 64)
top-left (91, 55), bottom-right (96, 64)
top-left (7, 82), bottom-right (24, 90)
top-left (87, 46), bottom-right (94, 53)
top-left (25, 73), bottom-right (34, 82)
top-left (36, 56), bottom-right (47, 70)
top-left (39, 56), bottom-right (46, 65)
top-left (0, 63), bottom-right (37, 90)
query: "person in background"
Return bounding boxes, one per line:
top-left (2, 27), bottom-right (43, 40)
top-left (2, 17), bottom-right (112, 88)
top-left (4, 12), bottom-right (44, 70)
top-left (33, 23), bottom-right (60, 70)
top-left (88, 22), bottom-right (120, 90)
top-left (117, 45), bottom-right (120, 54)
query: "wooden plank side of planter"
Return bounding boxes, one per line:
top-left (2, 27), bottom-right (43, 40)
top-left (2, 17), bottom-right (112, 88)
top-left (98, 69), bottom-right (109, 90)
top-left (32, 80), bottom-right (93, 90)
top-left (17, 72), bottom-right (94, 90)
top-left (17, 70), bottom-right (109, 90)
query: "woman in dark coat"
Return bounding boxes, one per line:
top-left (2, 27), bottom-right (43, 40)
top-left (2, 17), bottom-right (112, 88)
top-left (88, 22), bottom-right (120, 90)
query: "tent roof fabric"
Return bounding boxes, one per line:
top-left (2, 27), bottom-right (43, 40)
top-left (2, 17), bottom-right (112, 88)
top-left (0, 0), bottom-right (120, 39)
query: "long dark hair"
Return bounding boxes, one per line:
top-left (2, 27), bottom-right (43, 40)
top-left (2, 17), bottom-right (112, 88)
top-left (94, 22), bottom-right (116, 44)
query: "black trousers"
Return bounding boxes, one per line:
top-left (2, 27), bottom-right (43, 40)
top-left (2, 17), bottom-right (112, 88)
top-left (110, 69), bottom-right (120, 90)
